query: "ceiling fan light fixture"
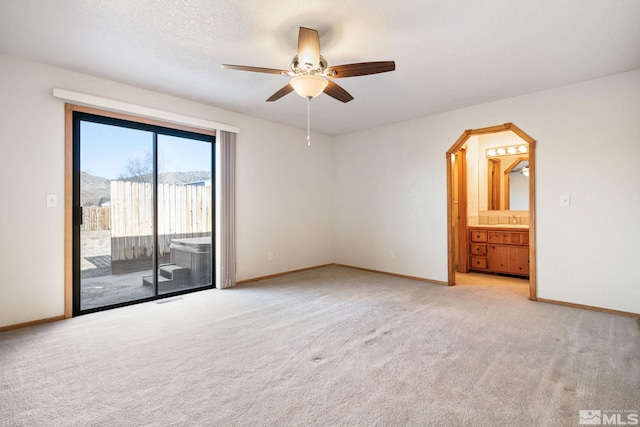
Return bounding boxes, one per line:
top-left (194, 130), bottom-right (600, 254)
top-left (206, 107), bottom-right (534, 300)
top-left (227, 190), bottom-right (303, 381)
top-left (290, 75), bottom-right (328, 99)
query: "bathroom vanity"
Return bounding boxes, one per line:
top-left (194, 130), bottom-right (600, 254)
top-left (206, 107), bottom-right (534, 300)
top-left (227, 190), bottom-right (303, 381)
top-left (468, 226), bottom-right (529, 277)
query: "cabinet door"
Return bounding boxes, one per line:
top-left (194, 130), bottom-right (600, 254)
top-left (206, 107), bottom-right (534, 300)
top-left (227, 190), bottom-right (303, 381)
top-left (488, 245), bottom-right (529, 276)
top-left (510, 246), bottom-right (529, 275)
top-left (488, 245), bottom-right (510, 272)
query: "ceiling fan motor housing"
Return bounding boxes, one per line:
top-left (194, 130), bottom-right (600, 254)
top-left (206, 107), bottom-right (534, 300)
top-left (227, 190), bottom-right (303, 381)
top-left (291, 55), bottom-right (328, 75)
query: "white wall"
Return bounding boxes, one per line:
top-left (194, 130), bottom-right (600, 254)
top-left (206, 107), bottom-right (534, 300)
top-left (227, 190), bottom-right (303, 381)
top-left (235, 120), bottom-right (334, 280)
top-left (0, 54), bottom-right (334, 327)
top-left (333, 70), bottom-right (640, 314)
top-left (332, 118), bottom-right (449, 280)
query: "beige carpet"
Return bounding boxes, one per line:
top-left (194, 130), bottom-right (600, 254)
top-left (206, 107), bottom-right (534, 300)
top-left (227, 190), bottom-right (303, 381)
top-left (1, 266), bottom-right (638, 426)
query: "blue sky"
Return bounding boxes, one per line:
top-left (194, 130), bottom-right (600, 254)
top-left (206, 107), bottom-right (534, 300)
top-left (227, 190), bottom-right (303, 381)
top-left (80, 121), bottom-right (212, 179)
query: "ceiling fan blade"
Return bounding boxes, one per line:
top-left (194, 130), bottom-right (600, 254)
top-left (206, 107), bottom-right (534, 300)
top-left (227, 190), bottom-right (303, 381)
top-left (266, 84), bottom-right (294, 102)
top-left (326, 61), bottom-right (396, 78)
top-left (221, 64), bottom-right (289, 75)
top-left (324, 80), bottom-right (354, 103)
top-left (297, 27), bottom-right (320, 69)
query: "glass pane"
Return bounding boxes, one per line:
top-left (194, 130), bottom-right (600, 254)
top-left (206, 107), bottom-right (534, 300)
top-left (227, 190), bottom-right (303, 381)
top-left (156, 134), bottom-right (212, 295)
top-left (79, 121), bottom-right (155, 310)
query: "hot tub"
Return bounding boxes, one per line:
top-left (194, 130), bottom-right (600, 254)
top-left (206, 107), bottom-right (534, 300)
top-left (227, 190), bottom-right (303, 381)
top-left (169, 237), bottom-right (212, 287)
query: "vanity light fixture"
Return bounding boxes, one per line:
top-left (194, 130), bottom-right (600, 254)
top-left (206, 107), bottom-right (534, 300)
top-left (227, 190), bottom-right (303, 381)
top-left (486, 145), bottom-right (528, 158)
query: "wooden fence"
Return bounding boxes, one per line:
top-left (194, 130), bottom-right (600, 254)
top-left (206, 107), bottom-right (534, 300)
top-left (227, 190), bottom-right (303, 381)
top-left (106, 181), bottom-right (213, 263)
top-left (81, 206), bottom-right (110, 231)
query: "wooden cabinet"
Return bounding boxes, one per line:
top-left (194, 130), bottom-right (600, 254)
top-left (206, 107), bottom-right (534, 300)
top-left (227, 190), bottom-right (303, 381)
top-left (468, 227), bottom-right (529, 277)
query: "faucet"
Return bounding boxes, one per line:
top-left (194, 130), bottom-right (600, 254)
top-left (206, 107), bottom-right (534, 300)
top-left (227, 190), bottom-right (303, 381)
top-left (511, 215), bottom-right (518, 225)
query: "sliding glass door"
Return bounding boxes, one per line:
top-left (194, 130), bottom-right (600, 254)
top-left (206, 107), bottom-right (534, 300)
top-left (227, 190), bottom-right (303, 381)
top-left (74, 112), bottom-right (214, 314)
top-left (156, 134), bottom-right (213, 295)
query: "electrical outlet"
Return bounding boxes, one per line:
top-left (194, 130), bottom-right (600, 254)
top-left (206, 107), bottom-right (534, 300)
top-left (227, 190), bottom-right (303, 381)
top-left (46, 194), bottom-right (57, 207)
top-left (268, 251), bottom-right (274, 261)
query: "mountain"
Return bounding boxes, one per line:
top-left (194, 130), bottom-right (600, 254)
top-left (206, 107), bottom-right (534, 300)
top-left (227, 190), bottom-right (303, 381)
top-left (159, 171), bottom-right (211, 185)
top-left (120, 171), bottom-right (211, 185)
top-left (79, 171), bottom-right (212, 206)
top-left (80, 172), bottom-right (110, 206)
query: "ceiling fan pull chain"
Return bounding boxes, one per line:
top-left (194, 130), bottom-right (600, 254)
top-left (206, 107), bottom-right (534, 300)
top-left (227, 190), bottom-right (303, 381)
top-left (307, 96), bottom-right (311, 146)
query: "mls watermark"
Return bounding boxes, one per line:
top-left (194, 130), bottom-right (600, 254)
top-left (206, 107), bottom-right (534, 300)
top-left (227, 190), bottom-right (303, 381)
top-left (579, 410), bottom-right (639, 425)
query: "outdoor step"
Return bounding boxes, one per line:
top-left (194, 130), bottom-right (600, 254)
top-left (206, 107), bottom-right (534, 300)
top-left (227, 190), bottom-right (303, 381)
top-left (159, 267), bottom-right (172, 279)
top-left (160, 264), bottom-right (189, 272)
top-left (160, 265), bottom-right (190, 281)
top-left (142, 275), bottom-right (172, 286)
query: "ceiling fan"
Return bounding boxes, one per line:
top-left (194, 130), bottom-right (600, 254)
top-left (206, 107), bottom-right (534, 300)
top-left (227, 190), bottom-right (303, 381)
top-left (221, 27), bottom-right (396, 103)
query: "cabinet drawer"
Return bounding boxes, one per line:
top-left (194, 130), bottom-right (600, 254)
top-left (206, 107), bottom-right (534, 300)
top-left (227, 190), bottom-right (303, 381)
top-left (470, 243), bottom-right (487, 256)
top-left (488, 231), bottom-right (528, 245)
top-left (470, 257), bottom-right (487, 270)
top-left (470, 230), bottom-right (487, 242)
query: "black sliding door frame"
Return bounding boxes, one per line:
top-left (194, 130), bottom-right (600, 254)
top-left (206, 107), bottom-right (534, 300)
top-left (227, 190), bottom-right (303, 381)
top-left (72, 111), bottom-right (216, 315)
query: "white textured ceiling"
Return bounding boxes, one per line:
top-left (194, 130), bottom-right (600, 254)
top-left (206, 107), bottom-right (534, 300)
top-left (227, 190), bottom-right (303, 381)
top-left (1, 0), bottom-right (639, 135)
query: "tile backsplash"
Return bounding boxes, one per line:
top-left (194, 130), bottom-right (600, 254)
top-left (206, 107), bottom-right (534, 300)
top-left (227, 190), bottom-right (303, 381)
top-left (469, 211), bottom-right (529, 226)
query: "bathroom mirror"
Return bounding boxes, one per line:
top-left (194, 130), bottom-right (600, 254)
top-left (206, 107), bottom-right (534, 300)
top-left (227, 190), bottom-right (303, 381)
top-left (467, 132), bottom-right (529, 212)
top-left (485, 155), bottom-right (529, 210)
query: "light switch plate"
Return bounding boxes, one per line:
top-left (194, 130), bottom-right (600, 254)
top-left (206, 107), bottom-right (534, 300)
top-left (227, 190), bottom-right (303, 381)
top-left (560, 195), bottom-right (570, 207)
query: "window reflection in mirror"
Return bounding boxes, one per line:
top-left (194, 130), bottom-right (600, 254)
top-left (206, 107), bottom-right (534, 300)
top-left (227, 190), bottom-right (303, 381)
top-left (504, 159), bottom-right (529, 210)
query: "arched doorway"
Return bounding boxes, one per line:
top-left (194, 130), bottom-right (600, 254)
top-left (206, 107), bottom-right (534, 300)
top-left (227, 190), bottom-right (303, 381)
top-left (446, 123), bottom-right (537, 300)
